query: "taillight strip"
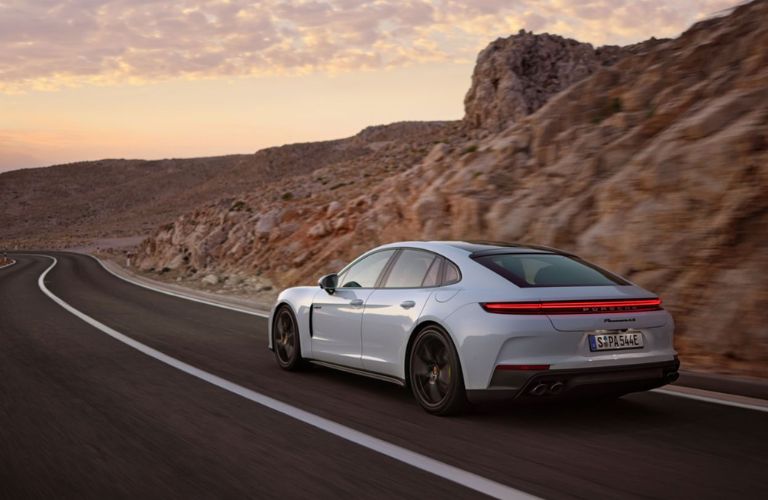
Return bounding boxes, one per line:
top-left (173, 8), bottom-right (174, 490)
top-left (481, 298), bottom-right (662, 315)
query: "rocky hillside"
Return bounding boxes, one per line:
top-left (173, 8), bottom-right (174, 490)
top-left (133, 0), bottom-right (768, 376)
top-left (0, 121), bottom-right (453, 249)
top-left (463, 31), bottom-right (665, 133)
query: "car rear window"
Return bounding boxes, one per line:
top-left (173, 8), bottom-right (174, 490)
top-left (473, 253), bottom-right (628, 287)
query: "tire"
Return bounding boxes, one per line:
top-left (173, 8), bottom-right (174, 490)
top-left (408, 325), bottom-right (467, 416)
top-left (272, 305), bottom-right (304, 370)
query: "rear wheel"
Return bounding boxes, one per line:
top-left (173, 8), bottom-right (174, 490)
top-left (272, 306), bottom-right (304, 370)
top-left (408, 325), bottom-right (467, 415)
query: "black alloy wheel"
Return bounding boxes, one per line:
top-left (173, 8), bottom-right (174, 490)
top-left (409, 326), bottom-right (467, 415)
top-left (273, 306), bottom-right (304, 370)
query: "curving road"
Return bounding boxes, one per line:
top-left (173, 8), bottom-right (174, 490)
top-left (1, 252), bottom-right (766, 499)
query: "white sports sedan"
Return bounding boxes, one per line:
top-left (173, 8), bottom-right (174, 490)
top-left (269, 241), bottom-right (679, 415)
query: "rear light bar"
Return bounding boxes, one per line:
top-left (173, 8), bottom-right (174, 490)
top-left (481, 298), bottom-right (662, 315)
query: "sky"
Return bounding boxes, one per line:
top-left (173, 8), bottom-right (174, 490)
top-left (0, 0), bottom-right (739, 172)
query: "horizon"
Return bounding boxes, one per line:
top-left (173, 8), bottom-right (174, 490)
top-left (0, 0), bottom-right (739, 174)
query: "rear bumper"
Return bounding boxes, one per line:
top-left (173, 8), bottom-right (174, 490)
top-left (467, 358), bottom-right (680, 403)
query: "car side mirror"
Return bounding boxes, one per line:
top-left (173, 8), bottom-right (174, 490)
top-left (318, 273), bottom-right (338, 295)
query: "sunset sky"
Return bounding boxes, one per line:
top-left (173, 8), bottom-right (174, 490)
top-left (0, 0), bottom-right (738, 172)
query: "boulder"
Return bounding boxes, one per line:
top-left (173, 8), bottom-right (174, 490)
top-left (201, 274), bottom-right (219, 285)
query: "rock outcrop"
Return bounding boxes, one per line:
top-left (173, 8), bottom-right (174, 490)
top-left (463, 31), bottom-right (666, 133)
top-left (463, 31), bottom-right (609, 132)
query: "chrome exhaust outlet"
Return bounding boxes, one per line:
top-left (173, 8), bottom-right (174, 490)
top-left (549, 381), bottom-right (565, 395)
top-left (530, 383), bottom-right (548, 396)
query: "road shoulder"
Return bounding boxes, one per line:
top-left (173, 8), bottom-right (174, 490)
top-left (94, 254), bottom-right (272, 316)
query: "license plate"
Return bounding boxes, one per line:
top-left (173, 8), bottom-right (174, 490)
top-left (588, 331), bottom-right (644, 352)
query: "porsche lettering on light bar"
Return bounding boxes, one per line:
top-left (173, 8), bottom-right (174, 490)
top-left (480, 298), bottom-right (663, 315)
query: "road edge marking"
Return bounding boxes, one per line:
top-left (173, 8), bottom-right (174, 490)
top-left (34, 254), bottom-right (539, 500)
top-left (651, 388), bottom-right (768, 413)
top-left (82, 253), bottom-right (269, 318)
top-left (0, 259), bottom-right (16, 270)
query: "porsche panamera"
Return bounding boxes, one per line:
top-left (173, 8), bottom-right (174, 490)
top-left (268, 241), bottom-right (679, 415)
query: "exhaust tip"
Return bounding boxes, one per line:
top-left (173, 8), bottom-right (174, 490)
top-left (549, 381), bottom-right (565, 395)
top-left (530, 383), bottom-right (548, 396)
top-left (665, 372), bottom-right (680, 383)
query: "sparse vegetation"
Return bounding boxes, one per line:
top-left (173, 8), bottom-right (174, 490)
top-left (230, 200), bottom-right (248, 211)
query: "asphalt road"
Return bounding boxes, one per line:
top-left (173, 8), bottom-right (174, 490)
top-left (1, 253), bottom-right (766, 499)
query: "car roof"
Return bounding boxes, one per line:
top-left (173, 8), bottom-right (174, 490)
top-left (441, 241), bottom-right (563, 255)
top-left (374, 240), bottom-right (567, 257)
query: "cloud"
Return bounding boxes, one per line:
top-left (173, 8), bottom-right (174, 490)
top-left (0, 0), bottom-right (742, 92)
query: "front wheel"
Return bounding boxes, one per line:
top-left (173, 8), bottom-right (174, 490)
top-left (408, 326), bottom-right (467, 416)
top-left (272, 306), bottom-right (304, 370)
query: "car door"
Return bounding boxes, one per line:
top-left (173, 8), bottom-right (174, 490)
top-left (361, 249), bottom-right (443, 378)
top-left (311, 249), bottom-right (397, 369)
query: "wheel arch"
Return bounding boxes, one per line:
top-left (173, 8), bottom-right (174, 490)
top-left (268, 301), bottom-right (294, 350)
top-left (268, 286), bottom-right (318, 358)
top-left (403, 319), bottom-right (468, 388)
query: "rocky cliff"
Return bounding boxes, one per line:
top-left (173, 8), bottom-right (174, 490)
top-left (131, 0), bottom-right (767, 376)
top-left (463, 30), bottom-right (665, 133)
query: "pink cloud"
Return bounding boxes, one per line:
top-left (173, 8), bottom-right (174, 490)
top-left (0, 0), bottom-right (744, 92)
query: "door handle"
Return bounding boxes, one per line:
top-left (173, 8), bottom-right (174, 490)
top-left (400, 300), bottom-right (416, 309)
top-left (350, 299), bottom-right (364, 307)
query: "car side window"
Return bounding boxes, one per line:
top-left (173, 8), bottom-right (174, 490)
top-left (383, 249), bottom-right (437, 288)
top-left (443, 260), bottom-right (461, 285)
top-left (422, 257), bottom-right (442, 287)
top-left (338, 250), bottom-right (396, 288)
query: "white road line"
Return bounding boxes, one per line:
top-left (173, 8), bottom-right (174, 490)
top-left (83, 253), bottom-right (269, 318)
top-left (651, 388), bottom-right (768, 413)
top-left (0, 259), bottom-right (16, 270)
top-left (34, 255), bottom-right (538, 500)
